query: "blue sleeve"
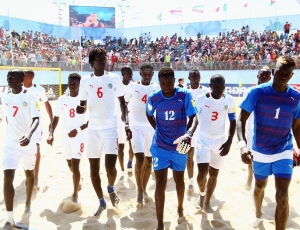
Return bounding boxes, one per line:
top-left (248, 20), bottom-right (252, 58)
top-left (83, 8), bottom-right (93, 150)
top-left (294, 101), bottom-right (300, 119)
top-left (184, 91), bottom-right (198, 117)
top-left (239, 87), bottom-right (257, 113)
top-left (146, 95), bottom-right (155, 116)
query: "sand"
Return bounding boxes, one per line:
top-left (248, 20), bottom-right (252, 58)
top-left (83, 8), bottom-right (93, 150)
top-left (0, 98), bottom-right (300, 230)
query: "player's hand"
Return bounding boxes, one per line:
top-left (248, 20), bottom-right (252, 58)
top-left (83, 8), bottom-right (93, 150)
top-left (76, 105), bottom-right (86, 114)
top-left (20, 133), bottom-right (32, 147)
top-left (173, 134), bottom-right (192, 154)
top-left (240, 146), bottom-right (253, 164)
top-left (47, 134), bottom-right (54, 146)
top-left (293, 148), bottom-right (300, 168)
top-left (219, 139), bottom-right (232, 156)
top-left (68, 129), bottom-right (78, 138)
top-left (125, 127), bottom-right (132, 140)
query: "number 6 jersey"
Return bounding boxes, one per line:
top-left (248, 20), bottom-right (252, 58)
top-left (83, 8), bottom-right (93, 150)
top-left (195, 92), bottom-right (236, 139)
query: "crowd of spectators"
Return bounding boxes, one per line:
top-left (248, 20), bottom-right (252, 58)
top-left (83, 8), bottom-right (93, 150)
top-left (0, 23), bottom-right (300, 72)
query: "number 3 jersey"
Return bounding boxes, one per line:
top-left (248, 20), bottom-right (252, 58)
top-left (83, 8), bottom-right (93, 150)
top-left (125, 82), bottom-right (160, 126)
top-left (1, 90), bottom-right (40, 142)
top-left (195, 92), bottom-right (235, 139)
top-left (146, 88), bottom-right (197, 151)
top-left (240, 83), bottom-right (300, 155)
top-left (54, 94), bottom-right (86, 133)
top-left (79, 72), bottom-right (124, 130)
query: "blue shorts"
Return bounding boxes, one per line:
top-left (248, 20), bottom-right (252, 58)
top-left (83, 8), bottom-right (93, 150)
top-left (253, 159), bottom-right (293, 180)
top-left (150, 146), bottom-right (187, 171)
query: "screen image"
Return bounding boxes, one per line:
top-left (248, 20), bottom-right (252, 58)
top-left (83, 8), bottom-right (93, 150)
top-left (69, 5), bottom-right (115, 28)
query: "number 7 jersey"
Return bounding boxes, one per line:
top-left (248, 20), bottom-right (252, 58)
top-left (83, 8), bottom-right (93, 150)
top-left (195, 92), bottom-right (236, 139)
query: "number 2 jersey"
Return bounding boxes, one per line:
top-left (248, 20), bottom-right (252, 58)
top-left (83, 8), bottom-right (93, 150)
top-left (1, 89), bottom-right (40, 142)
top-left (54, 94), bottom-right (86, 133)
top-left (78, 72), bottom-right (124, 130)
top-left (146, 88), bottom-right (197, 151)
top-left (195, 92), bottom-right (236, 139)
top-left (240, 83), bottom-right (300, 155)
top-left (125, 82), bottom-right (160, 126)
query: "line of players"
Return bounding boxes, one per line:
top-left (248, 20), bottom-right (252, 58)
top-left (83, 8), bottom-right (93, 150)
top-left (1, 48), bottom-right (300, 230)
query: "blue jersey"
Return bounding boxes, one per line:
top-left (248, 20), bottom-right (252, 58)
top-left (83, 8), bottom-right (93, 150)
top-left (240, 83), bottom-right (300, 155)
top-left (146, 88), bottom-right (197, 151)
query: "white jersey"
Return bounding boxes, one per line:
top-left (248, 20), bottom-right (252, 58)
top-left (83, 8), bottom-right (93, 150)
top-left (115, 83), bottom-right (130, 115)
top-left (188, 85), bottom-right (210, 100)
top-left (79, 72), bottom-right (124, 130)
top-left (195, 93), bottom-right (235, 139)
top-left (1, 89), bottom-right (40, 142)
top-left (242, 87), bottom-right (254, 148)
top-left (54, 94), bottom-right (86, 132)
top-left (125, 82), bottom-right (160, 126)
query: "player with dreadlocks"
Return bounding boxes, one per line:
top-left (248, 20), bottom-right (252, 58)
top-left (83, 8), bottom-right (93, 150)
top-left (47, 73), bottom-right (88, 203)
top-left (146, 67), bottom-right (198, 230)
top-left (76, 47), bottom-right (131, 216)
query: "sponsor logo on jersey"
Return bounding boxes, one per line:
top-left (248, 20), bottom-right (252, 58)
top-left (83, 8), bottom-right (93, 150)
top-left (135, 90), bottom-right (140, 94)
top-left (178, 99), bottom-right (182, 102)
top-left (191, 99), bottom-right (196, 107)
top-left (147, 103), bottom-right (153, 111)
top-left (64, 104), bottom-right (67, 107)
top-left (108, 83), bottom-right (113, 89)
top-left (224, 105), bottom-right (228, 110)
top-left (36, 102), bottom-right (40, 109)
top-left (5, 103), bottom-right (8, 106)
top-left (205, 105), bottom-right (210, 109)
top-left (89, 84), bottom-right (93, 88)
top-left (22, 102), bottom-right (28, 107)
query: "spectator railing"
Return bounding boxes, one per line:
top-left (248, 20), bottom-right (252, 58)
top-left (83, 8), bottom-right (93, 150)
top-left (0, 59), bottom-right (300, 71)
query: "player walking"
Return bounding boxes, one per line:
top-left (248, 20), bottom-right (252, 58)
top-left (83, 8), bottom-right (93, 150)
top-left (76, 47), bottom-right (130, 216)
top-left (186, 69), bottom-right (209, 194)
top-left (1, 70), bottom-right (40, 230)
top-left (125, 63), bottom-right (160, 207)
top-left (23, 70), bottom-right (53, 190)
top-left (237, 56), bottom-right (300, 229)
top-left (195, 74), bottom-right (236, 213)
top-left (242, 66), bottom-right (271, 190)
top-left (146, 67), bottom-right (198, 230)
top-left (47, 73), bottom-right (87, 203)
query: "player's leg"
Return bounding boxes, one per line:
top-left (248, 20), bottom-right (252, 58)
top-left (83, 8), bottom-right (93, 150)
top-left (102, 128), bottom-right (120, 207)
top-left (246, 163), bottom-right (253, 190)
top-left (203, 166), bottom-right (219, 213)
top-left (3, 169), bottom-right (15, 217)
top-left (70, 159), bottom-right (81, 203)
top-left (273, 158), bottom-right (293, 230)
top-left (187, 147), bottom-right (195, 193)
top-left (135, 152), bottom-right (145, 206)
top-left (117, 117), bottom-right (126, 179)
top-left (118, 143), bottom-right (125, 179)
top-left (34, 143), bottom-right (41, 189)
top-left (24, 169), bottom-right (34, 213)
top-left (127, 140), bottom-right (134, 176)
top-left (142, 156), bottom-right (152, 200)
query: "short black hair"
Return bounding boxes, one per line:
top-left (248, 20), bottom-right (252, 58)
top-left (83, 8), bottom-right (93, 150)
top-left (140, 63), bottom-right (154, 71)
top-left (210, 74), bottom-right (225, 84)
top-left (189, 69), bottom-right (200, 76)
top-left (24, 69), bottom-right (35, 76)
top-left (275, 55), bottom-right (296, 69)
top-left (68, 73), bottom-right (81, 80)
top-left (88, 47), bottom-right (107, 67)
top-left (8, 69), bottom-right (25, 79)
top-left (121, 66), bottom-right (133, 73)
top-left (158, 67), bottom-right (174, 79)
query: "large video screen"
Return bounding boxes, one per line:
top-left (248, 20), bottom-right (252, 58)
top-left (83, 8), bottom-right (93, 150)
top-left (69, 5), bottom-right (115, 28)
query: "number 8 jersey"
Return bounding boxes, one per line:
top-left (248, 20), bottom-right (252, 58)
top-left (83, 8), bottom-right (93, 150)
top-left (195, 92), bottom-right (236, 139)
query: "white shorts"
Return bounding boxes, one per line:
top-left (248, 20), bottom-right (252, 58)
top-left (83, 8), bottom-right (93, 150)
top-left (33, 125), bottom-right (43, 145)
top-left (62, 130), bottom-right (86, 160)
top-left (2, 139), bottom-right (36, 170)
top-left (117, 115), bottom-right (126, 144)
top-left (191, 126), bottom-right (200, 147)
top-left (86, 128), bottom-right (118, 158)
top-left (195, 135), bottom-right (226, 169)
top-left (131, 125), bottom-right (154, 157)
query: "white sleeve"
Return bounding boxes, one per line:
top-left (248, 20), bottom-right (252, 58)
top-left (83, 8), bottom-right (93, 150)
top-left (78, 80), bottom-right (88, 101)
top-left (115, 77), bottom-right (125, 97)
top-left (29, 93), bottom-right (40, 118)
top-left (227, 96), bottom-right (236, 114)
top-left (195, 95), bottom-right (204, 115)
top-left (124, 83), bottom-right (133, 102)
top-left (1, 96), bottom-right (7, 117)
top-left (38, 86), bottom-right (48, 102)
top-left (53, 97), bottom-right (64, 117)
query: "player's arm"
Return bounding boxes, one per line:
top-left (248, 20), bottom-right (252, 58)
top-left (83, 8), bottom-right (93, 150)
top-left (68, 121), bottom-right (89, 138)
top-left (292, 118), bottom-right (300, 166)
top-left (146, 112), bottom-right (156, 130)
top-left (44, 101), bottom-right (53, 129)
top-left (187, 114), bottom-right (198, 133)
top-left (47, 116), bottom-right (59, 146)
top-left (146, 96), bottom-right (156, 130)
top-left (118, 96), bottom-right (132, 140)
top-left (20, 117), bottom-right (39, 146)
top-left (219, 114), bottom-right (236, 156)
top-left (237, 109), bottom-right (252, 164)
top-left (76, 81), bottom-right (88, 114)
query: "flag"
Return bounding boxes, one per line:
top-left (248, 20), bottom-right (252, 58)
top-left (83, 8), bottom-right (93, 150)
top-left (192, 5), bottom-right (204, 13)
top-left (270, 0), bottom-right (276, 5)
top-left (239, 80), bottom-right (243, 87)
top-left (157, 12), bottom-right (162, 21)
top-left (170, 7), bottom-right (182, 15)
top-left (216, 4), bottom-right (227, 12)
top-left (243, 3), bottom-right (248, 7)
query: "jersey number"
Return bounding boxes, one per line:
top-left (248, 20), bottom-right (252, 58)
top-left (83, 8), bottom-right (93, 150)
top-left (69, 108), bottom-right (75, 118)
top-left (164, 110), bottom-right (175, 120)
top-left (97, 87), bottom-right (103, 98)
top-left (274, 107), bottom-right (280, 119)
top-left (153, 157), bottom-right (158, 167)
top-left (13, 106), bottom-right (19, 117)
top-left (141, 94), bottom-right (147, 104)
top-left (80, 143), bottom-right (84, 152)
top-left (211, 111), bottom-right (219, 121)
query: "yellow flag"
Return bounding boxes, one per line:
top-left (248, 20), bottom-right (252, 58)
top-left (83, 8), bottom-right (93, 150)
top-left (238, 80), bottom-right (243, 87)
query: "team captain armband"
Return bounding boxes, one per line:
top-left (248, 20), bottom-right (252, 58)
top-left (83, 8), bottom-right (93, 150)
top-left (228, 113), bottom-right (236, 120)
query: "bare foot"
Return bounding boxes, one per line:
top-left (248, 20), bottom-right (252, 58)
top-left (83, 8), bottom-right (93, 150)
top-left (2, 221), bottom-right (14, 230)
top-left (177, 216), bottom-right (187, 224)
top-left (203, 204), bottom-right (214, 213)
top-left (137, 192), bottom-right (143, 208)
top-left (72, 195), bottom-right (78, 203)
top-left (78, 178), bottom-right (83, 191)
top-left (25, 202), bottom-right (31, 213)
top-left (143, 191), bottom-right (152, 203)
top-left (94, 204), bottom-right (106, 217)
top-left (187, 184), bottom-right (194, 195)
top-left (196, 195), bottom-right (205, 210)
